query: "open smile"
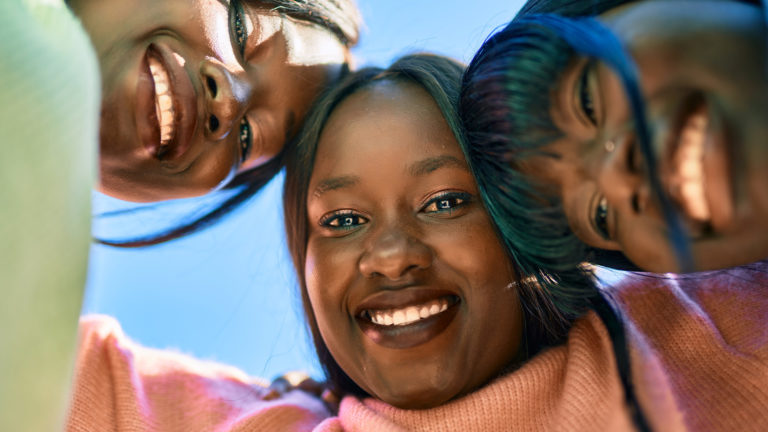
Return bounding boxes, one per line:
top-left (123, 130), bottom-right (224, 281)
top-left (136, 44), bottom-right (198, 164)
top-left (355, 290), bottom-right (460, 350)
top-left (663, 93), bottom-right (733, 237)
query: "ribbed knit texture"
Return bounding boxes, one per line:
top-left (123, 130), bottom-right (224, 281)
top-left (67, 265), bottom-right (768, 431)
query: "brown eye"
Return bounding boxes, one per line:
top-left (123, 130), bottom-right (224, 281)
top-left (238, 118), bottom-right (252, 163)
top-left (422, 192), bottom-right (471, 215)
top-left (579, 61), bottom-right (597, 125)
top-left (229, 0), bottom-right (249, 57)
top-left (320, 211), bottom-right (369, 230)
top-left (593, 196), bottom-right (611, 240)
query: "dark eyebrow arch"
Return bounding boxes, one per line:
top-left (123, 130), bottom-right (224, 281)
top-left (409, 155), bottom-right (468, 177)
top-left (312, 175), bottom-right (359, 197)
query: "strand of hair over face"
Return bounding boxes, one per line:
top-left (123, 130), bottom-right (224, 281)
top-left (461, 17), bottom-right (594, 345)
top-left (460, 10), bottom-right (695, 345)
top-left (521, 14), bottom-right (693, 272)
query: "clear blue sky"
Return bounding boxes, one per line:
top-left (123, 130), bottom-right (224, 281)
top-left (84, 0), bottom-right (526, 381)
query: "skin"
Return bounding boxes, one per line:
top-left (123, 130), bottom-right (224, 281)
top-left (530, 0), bottom-right (768, 272)
top-left (305, 81), bottom-right (523, 409)
top-left (69, 0), bottom-right (348, 202)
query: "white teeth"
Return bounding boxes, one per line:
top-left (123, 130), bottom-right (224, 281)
top-left (366, 298), bottom-right (453, 327)
top-left (672, 109), bottom-right (710, 222)
top-left (392, 310), bottom-right (406, 326)
top-left (148, 56), bottom-right (175, 146)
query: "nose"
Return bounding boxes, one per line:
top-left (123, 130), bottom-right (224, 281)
top-left (359, 223), bottom-right (433, 280)
top-left (597, 134), bottom-right (651, 215)
top-left (199, 59), bottom-right (253, 141)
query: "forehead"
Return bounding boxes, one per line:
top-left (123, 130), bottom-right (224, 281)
top-left (311, 80), bottom-right (464, 179)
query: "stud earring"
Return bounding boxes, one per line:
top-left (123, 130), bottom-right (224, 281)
top-left (604, 139), bottom-right (616, 153)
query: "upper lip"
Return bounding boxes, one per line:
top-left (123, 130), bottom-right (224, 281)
top-left (136, 43), bottom-right (198, 165)
top-left (353, 283), bottom-right (460, 317)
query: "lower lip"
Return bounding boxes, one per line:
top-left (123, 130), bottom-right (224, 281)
top-left (356, 301), bottom-right (460, 349)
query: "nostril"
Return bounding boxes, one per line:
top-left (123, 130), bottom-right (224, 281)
top-left (631, 192), bottom-right (642, 213)
top-left (206, 76), bottom-right (218, 98)
top-left (208, 115), bottom-right (220, 132)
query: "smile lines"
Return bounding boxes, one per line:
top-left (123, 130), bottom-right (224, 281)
top-left (148, 55), bottom-right (176, 148)
top-left (361, 297), bottom-right (456, 327)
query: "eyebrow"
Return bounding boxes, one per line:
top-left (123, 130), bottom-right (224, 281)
top-left (312, 175), bottom-right (359, 197)
top-left (409, 155), bottom-right (468, 177)
top-left (311, 155), bottom-right (468, 198)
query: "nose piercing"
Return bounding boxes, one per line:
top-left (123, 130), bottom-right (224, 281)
top-left (604, 140), bottom-right (616, 153)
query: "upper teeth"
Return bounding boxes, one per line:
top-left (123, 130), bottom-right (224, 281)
top-left (365, 298), bottom-right (451, 327)
top-left (148, 56), bottom-right (175, 146)
top-left (671, 109), bottom-right (709, 222)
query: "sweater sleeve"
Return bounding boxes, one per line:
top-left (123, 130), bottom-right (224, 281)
top-left (66, 315), bottom-right (330, 432)
top-left (608, 263), bottom-right (768, 432)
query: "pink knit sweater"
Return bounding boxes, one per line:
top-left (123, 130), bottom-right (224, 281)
top-left (66, 266), bottom-right (768, 431)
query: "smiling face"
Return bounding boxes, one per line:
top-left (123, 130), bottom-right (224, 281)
top-left (304, 80), bottom-right (523, 409)
top-left (529, 0), bottom-right (768, 272)
top-left (69, 0), bottom-right (348, 201)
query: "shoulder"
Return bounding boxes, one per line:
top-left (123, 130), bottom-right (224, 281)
top-left (68, 315), bottom-right (331, 431)
top-left (604, 263), bottom-right (768, 354)
top-left (601, 263), bottom-right (768, 430)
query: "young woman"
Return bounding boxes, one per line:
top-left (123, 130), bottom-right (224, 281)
top-left (66, 0), bottom-right (360, 245)
top-left (66, 53), bottom-right (768, 430)
top-left (460, 0), bottom-right (768, 274)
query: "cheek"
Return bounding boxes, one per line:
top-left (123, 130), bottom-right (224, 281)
top-left (616, 216), bottom-right (679, 272)
top-left (304, 239), bottom-right (356, 327)
top-left (440, 215), bottom-right (514, 286)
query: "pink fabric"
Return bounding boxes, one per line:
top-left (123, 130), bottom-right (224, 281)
top-left (66, 266), bottom-right (768, 431)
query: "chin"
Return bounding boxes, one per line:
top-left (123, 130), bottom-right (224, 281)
top-left (373, 381), bottom-right (459, 410)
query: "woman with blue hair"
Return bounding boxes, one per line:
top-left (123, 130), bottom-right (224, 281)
top-left (461, 0), bottom-right (768, 274)
top-left (455, 0), bottom-right (768, 429)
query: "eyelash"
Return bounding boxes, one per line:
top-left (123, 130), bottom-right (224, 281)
top-left (421, 191), bottom-right (471, 215)
top-left (230, 0), bottom-right (249, 57)
top-left (579, 61), bottom-right (598, 126)
top-left (230, 0), bottom-right (252, 163)
top-left (238, 118), bottom-right (251, 163)
top-left (593, 196), bottom-right (611, 240)
top-left (320, 210), bottom-right (369, 231)
top-left (317, 192), bottom-right (472, 233)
